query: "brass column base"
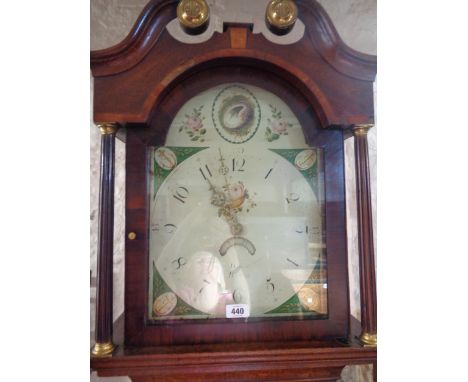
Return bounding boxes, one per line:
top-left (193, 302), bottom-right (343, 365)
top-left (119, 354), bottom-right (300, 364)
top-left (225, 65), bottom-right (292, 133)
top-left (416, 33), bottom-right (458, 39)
top-left (359, 332), bottom-right (377, 347)
top-left (91, 341), bottom-right (116, 357)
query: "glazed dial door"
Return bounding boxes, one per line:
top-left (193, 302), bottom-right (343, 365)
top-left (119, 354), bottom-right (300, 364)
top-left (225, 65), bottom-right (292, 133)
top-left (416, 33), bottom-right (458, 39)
top-left (149, 84), bottom-right (327, 320)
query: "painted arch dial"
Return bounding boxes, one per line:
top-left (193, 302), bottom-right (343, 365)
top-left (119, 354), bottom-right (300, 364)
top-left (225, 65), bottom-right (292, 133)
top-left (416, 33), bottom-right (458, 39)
top-left (149, 83), bottom-right (328, 320)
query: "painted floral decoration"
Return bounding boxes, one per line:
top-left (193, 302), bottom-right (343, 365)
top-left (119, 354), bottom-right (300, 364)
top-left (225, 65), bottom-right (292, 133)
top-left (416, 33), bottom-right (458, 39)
top-left (179, 105), bottom-right (207, 142)
top-left (210, 179), bottom-right (257, 236)
top-left (265, 104), bottom-right (293, 142)
top-left (221, 181), bottom-right (257, 214)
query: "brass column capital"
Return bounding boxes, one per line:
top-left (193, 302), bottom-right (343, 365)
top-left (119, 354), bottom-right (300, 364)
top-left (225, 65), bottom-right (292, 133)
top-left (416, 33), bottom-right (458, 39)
top-left (352, 124), bottom-right (374, 136)
top-left (97, 122), bottom-right (119, 135)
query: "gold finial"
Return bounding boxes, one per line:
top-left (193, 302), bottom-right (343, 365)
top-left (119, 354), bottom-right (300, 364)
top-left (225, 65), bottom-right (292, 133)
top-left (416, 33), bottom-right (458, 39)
top-left (177, 0), bottom-right (209, 34)
top-left (91, 341), bottom-right (116, 357)
top-left (266, 0), bottom-right (298, 35)
top-left (97, 122), bottom-right (119, 135)
top-left (359, 332), bottom-right (377, 347)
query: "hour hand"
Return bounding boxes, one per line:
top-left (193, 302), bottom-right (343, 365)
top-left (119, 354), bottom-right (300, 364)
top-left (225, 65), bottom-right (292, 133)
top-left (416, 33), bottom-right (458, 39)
top-left (211, 187), bottom-right (243, 235)
top-left (211, 190), bottom-right (226, 207)
top-left (207, 179), bottom-right (226, 207)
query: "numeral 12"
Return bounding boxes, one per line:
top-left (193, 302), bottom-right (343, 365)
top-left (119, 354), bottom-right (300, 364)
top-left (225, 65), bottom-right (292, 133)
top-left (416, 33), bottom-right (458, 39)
top-left (232, 158), bottom-right (245, 172)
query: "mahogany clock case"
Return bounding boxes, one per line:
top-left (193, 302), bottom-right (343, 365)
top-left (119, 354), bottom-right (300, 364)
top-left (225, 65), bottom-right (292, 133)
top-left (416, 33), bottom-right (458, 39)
top-left (124, 64), bottom-right (350, 347)
top-left (91, 3), bottom-right (376, 380)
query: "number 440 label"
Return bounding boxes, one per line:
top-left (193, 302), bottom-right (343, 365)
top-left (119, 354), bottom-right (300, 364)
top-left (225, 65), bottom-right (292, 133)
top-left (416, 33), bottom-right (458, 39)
top-left (226, 304), bottom-right (250, 318)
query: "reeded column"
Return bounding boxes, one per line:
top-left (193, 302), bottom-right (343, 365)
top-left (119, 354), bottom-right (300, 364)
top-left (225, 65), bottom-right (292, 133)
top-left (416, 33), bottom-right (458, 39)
top-left (91, 122), bottom-right (119, 357)
top-left (353, 124), bottom-right (377, 347)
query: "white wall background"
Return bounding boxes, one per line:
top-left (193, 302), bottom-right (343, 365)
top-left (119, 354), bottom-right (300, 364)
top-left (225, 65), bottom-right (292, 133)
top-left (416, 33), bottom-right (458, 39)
top-left (90, 1), bottom-right (377, 381)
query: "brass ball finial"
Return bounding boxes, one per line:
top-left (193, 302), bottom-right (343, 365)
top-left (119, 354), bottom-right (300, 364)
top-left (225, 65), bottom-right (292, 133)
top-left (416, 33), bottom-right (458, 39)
top-left (266, 0), bottom-right (298, 35)
top-left (177, 0), bottom-right (210, 35)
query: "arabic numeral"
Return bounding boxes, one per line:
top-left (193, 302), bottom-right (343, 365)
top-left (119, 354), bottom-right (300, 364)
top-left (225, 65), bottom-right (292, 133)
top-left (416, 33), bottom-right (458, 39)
top-left (152, 223), bottom-right (177, 233)
top-left (173, 186), bottom-right (189, 203)
top-left (295, 225), bottom-right (309, 234)
top-left (199, 164), bottom-right (212, 180)
top-left (286, 193), bottom-right (300, 204)
top-left (266, 277), bottom-right (275, 292)
top-left (232, 158), bottom-right (246, 172)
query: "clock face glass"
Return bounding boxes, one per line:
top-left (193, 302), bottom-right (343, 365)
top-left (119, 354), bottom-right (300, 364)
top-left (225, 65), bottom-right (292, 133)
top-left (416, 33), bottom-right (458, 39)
top-left (149, 83), bottom-right (327, 320)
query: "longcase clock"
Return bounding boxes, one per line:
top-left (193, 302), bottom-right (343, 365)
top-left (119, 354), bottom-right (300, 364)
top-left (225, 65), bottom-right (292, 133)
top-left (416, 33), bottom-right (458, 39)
top-left (90, 1), bottom-right (377, 381)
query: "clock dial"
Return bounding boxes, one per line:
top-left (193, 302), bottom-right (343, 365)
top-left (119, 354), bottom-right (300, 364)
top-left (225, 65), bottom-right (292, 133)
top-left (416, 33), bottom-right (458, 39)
top-left (149, 84), bottom-right (327, 320)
